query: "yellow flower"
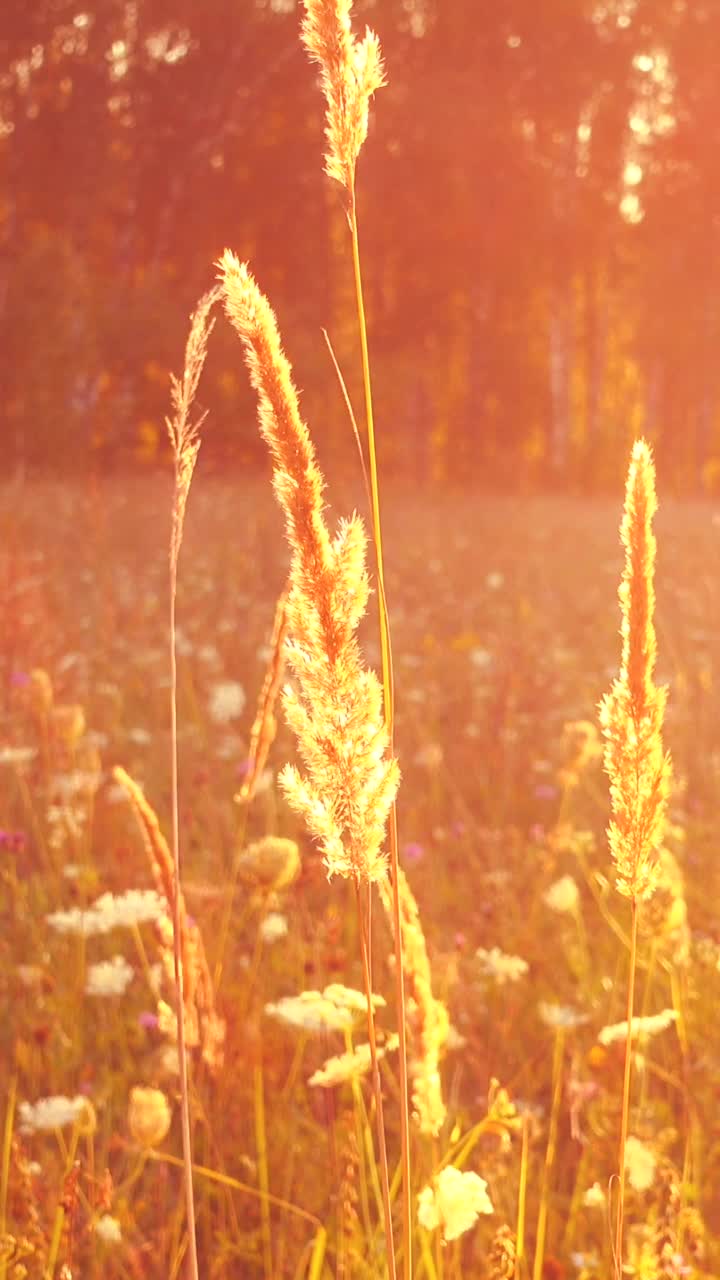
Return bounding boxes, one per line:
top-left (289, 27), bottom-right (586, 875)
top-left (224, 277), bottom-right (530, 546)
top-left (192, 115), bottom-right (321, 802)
top-left (128, 1087), bottom-right (171, 1148)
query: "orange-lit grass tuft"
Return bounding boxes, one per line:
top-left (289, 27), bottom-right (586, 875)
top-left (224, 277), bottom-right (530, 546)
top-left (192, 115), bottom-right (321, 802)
top-left (219, 253), bottom-right (399, 887)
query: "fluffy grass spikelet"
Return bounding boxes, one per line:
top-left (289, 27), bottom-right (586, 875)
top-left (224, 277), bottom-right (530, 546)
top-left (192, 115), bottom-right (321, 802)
top-left (220, 252), bottom-right (399, 883)
top-left (165, 286), bottom-right (220, 576)
top-left (301, 0), bottom-right (386, 195)
top-left (599, 440), bottom-right (671, 900)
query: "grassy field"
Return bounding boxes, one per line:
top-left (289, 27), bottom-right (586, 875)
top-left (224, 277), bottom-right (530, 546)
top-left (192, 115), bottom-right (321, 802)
top-left (2, 475), bottom-right (720, 1278)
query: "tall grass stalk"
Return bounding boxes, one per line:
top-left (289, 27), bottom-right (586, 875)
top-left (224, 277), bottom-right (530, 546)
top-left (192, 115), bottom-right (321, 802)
top-left (599, 440), bottom-right (671, 1280)
top-left (348, 183), bottom-right (412, 1280)
top-left (299, 1), bottom-right (411, 1267)
top-left (165, 286), bottom-right (219, 1280)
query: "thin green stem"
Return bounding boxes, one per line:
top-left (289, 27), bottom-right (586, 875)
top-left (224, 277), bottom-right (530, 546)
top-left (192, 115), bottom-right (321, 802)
top-left (349, 182), bottom-right (411, 1280)
top-left (614, 896), bottom-right (639, 1280)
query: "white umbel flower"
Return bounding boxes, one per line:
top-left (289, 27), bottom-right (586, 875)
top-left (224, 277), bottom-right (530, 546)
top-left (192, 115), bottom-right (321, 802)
top-left (625, 1136), bottom-right (657, 1191)
top-left (417, 1165), bottom-right (493, 1242)
top-left (208, 680), bottom-right (246, 724)
top-left (544, 875), bottom-right (580, 913)
top-left (95, 1214), bottom-right (122, 1244)
top-left (85, 954), bottom-right (134, 997)
top-left (19, 1095), bottom-right (90, 1133)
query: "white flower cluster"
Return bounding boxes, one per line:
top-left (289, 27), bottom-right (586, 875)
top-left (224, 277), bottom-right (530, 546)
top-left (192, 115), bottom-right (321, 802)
top-left (266, 985), bottom-right (385, 1033)
top-left (476, 946), bottom-right (528, 985)
top-left (47, 889), bottom-right (168, 937)
top-left (85, 954), bottom-right (134, 997)
top-left (417, 1165), bottom-right (493, 1242)
top-left (19, 1095), bottom-right (89, 1133)
top-left (598, 1008), bottom-right (678, 1047)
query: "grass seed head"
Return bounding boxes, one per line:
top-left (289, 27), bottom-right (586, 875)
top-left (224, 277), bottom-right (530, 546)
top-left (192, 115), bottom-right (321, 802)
top-left (599, 440), bottom-right (671, 900)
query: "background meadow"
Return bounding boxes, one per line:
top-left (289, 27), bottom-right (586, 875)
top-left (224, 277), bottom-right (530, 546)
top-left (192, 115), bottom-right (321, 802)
top-left (2, 475), bottom-right (720, 1276)
top-left (4, 0), bottom-right (720, 1275)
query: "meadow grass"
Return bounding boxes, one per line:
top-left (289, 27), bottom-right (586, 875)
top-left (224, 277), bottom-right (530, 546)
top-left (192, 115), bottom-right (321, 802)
top-left (1, 475), bottom-right (720, 1276)
top-left (2, 2), bottom-right (720, 1274)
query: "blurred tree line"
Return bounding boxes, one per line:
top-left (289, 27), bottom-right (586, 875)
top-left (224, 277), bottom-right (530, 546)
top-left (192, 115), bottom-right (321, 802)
top-left (1, 0), bottom-right (719, 489)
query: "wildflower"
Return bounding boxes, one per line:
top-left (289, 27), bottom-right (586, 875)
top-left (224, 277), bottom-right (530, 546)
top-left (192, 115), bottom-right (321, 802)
top-left (18, 1095), bottom-right (91, 1133)
top-left (476, 946), bottom-right (529, 985)
top-left (95, 1215), bottom-right (122, 1244)
top-left (220, 254), bottom-right (399, 883)
top-left (235, 836), bottom-right (300, 892)
top-left (544, 875), bottom-right (580, 914)
top-left (47, 889), bottom-right (168, 937)
top-left (260, 912), bottom-right (288, 944)
top-left (325, 983), bottom-right (385, 1012)
top-left (599, 440), bottom-right (671, 900)
top-left (208, 680), bottom-right (246, 724)
top-left (598, 1008), bottom-right (677, 1047)
top-left (309, 1033), bottom-right (399, 1088)
top-left (300, 0), bottom-right (386, 195)
top-left (417, 1165), bottom-right (493, 1242)
top-left (265, 992), bottom-right (355, 1033)
top-left (538, 1002), bottom-right (589, 1031)
top-left (128, 1087), bottom-right (171, 1148)
top-left (582, 1182), bottom-right (606, 1209)
top-left (267, 984), bottom-right (383, 1032)
top-left (85, 955), bottom-right (134, 997)
top-left (624, 1135), bottom-right (657, 1191)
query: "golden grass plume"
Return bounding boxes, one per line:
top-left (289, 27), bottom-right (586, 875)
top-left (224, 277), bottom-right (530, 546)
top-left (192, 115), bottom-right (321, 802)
top-left (219, 252), bottom-right (399, 884)
top-left (301, 0), bottom-right (386, 195)
top-left (599, 439), bottom-right (671, 901)
top-left (166, 285), bottom-right (221, 575)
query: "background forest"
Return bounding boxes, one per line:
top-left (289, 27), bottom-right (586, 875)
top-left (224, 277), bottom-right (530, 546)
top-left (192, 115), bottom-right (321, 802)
top-left (2, 0), bottom-right (720, 489)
